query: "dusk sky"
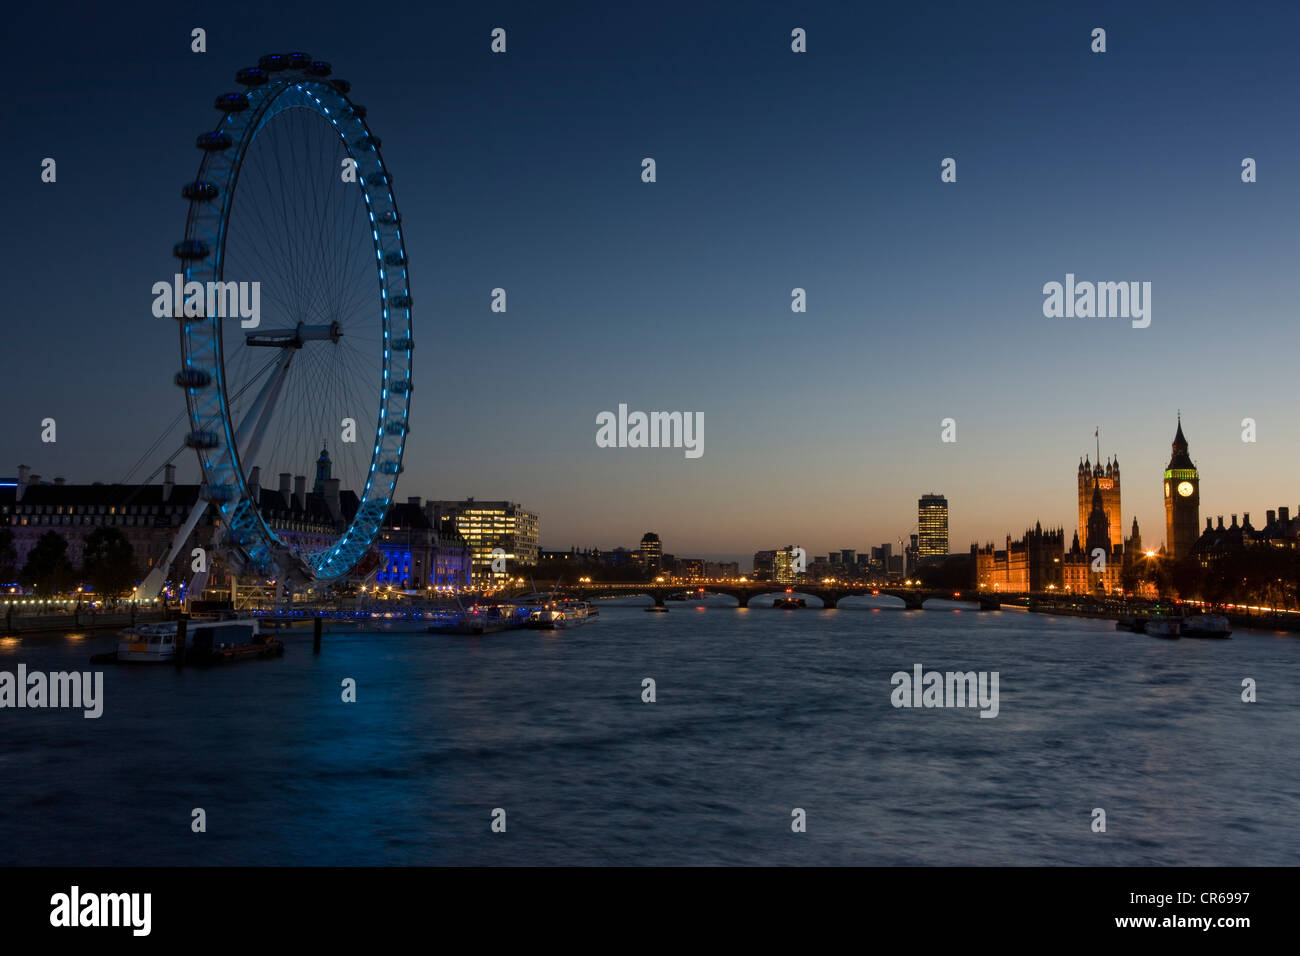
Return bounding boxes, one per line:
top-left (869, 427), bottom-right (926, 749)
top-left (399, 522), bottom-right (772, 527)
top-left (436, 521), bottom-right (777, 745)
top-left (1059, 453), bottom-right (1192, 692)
top-left (5, 0), bottom-right (1300, 564)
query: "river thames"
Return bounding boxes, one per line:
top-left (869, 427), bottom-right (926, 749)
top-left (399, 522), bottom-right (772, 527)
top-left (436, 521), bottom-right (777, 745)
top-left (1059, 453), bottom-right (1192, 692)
top-left (1, 598), bottom-right (1297, 866)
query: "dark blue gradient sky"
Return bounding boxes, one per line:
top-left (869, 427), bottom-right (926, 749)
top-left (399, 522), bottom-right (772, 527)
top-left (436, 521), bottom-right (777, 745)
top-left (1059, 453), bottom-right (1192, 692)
top-left (4, 0), bottom-right (1299, 561)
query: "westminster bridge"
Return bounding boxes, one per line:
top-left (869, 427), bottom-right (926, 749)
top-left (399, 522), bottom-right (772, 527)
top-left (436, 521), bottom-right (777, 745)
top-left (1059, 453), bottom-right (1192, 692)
top-left (553, 582), bottom-right (1010, 610)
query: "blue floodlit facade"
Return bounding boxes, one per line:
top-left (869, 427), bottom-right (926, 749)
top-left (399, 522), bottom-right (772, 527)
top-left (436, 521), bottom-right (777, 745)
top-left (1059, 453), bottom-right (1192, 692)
top-left (373, 498), bottom-right (471, 589)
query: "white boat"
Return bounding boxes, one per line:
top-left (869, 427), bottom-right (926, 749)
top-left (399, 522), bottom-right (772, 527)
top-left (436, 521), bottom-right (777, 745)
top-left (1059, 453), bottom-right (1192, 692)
top-left (527, 607), bottom-right (567, 630)
top-left (115, 621), bottom-right (180, 662)
top-left (557, 601), bottom-right (590, 626)
top-left (1182, 613), bottom-right (1232, 638)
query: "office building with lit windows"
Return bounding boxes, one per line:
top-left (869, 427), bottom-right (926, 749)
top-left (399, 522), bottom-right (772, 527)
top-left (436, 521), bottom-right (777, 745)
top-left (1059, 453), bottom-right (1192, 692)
top-left (425, 498), bottom-right (539, 583)
top-left (639, 532), bottom-right (662, 572)
top-left (772, 545), bottom-right (802, 584)
top-left (917, 493), bottom-right (949, 563)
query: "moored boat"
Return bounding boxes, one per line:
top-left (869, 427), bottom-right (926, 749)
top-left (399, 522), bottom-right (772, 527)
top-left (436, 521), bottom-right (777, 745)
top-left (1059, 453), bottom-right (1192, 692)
top-left (1182, 613), bottom-right (1232, 638)
top-left (1145, 616), bottom-right (1181, 639)
top-left (431, 603), bottom-right (528, 635)
top-left (111, 621), bottom-right (181, 662)
top-left (97, 616), bottom-right (280, 663)
top-left (186, 618), bottom-right (283, 663)
top-left (557, 600), bottom-right (591, 626)
top-left (527, 607), bottom-right (567, 629)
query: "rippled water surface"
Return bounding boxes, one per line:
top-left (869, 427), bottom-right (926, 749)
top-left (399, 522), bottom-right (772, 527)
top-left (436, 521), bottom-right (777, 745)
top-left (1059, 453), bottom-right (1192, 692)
top-left (2, 599), bottom-right (1297, 865)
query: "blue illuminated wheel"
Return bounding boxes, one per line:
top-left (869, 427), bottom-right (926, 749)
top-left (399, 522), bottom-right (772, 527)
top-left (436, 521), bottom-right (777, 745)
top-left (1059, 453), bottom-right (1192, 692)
top-left (173, 53), bottom-right (412, 586)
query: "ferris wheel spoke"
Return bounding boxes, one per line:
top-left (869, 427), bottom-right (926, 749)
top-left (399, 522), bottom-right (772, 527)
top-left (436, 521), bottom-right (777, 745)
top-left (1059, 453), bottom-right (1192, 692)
top-left (228, 160), bottom-right (299, 315)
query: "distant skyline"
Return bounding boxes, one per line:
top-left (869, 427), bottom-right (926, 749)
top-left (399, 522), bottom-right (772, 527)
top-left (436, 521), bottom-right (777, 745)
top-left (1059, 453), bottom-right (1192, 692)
top-left (8, 415), bottom-right (1286, 570)
top-left (5, 1), bottom-right (1300, 565)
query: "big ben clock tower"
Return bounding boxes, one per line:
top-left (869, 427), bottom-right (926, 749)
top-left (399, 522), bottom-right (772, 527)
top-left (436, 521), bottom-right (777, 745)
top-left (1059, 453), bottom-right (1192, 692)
top-left (1163, 415), bottom-right (1200, 559)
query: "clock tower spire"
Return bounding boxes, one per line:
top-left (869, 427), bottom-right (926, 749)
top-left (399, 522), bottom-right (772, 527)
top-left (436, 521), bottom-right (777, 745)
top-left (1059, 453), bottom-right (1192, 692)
top-left (1163, 414), bottom-right (1200, 559)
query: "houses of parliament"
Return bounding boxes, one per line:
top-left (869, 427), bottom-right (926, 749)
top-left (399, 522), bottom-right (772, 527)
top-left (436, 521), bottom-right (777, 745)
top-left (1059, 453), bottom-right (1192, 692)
top-left (974, 420), bottom-right (1200, 593)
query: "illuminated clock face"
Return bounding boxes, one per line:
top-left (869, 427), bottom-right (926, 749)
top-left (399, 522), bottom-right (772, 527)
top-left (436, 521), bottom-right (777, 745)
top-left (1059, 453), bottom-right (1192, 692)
top-left (1164, 482), bottom-right (1170, 498)
top-left (1177, 481), bottom-right (1194, 498)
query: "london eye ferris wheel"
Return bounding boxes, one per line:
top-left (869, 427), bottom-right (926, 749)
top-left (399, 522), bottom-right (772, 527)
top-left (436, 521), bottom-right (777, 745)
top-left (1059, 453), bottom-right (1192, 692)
top-left (172, 52), bottom-right (412, 587)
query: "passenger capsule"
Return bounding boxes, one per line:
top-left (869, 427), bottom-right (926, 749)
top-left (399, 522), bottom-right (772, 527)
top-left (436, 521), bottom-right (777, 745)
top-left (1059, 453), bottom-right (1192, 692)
top-left (182, 181), bottom-right (219, 201)
top-left (235, 67), bottom-right (268, 86)
top-left (186, 430), bottom-right (221, 449)
top-left (329, 78), bottom-right (351, 94)
top-left (196, 130), bottom-right (233, 151)
top-left (347, 104), bottom-right (367, 118)
top-left (215, 92), bottom-right (249, 112)
top-left (258, 53), bottom-right (289, 72)
top-left (173, 239), bottom-right (210, 260)
top-left (287, 51), bottom-right (314, 69)
top-left (309, 60), bottom-right (332, 77)
top-left (175, 369), bottom-right (213, 388)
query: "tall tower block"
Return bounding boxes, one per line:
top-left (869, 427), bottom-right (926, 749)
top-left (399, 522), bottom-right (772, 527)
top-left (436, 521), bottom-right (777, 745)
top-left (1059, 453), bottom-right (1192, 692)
top-left (1163, 415), bottom-right (1200, 559)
